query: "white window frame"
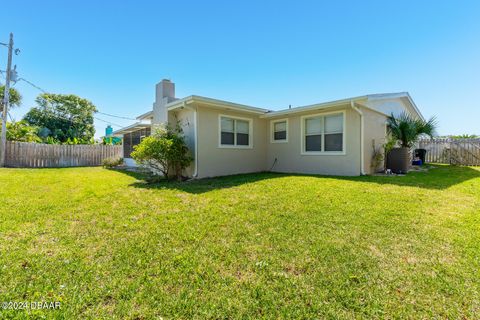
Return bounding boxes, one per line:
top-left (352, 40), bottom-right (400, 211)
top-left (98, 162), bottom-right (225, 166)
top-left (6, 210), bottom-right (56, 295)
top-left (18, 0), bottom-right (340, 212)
top-left (270, 118), bottom-right (289, 143)
top-left (300, 110), bottom-right (346, 155)
top-left (218, 114), bottom-right (253, 149)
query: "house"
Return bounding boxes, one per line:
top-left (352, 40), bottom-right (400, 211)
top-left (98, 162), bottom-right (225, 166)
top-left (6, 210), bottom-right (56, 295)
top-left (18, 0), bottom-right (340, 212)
top-left (113, 79), bottom-right (424, 178)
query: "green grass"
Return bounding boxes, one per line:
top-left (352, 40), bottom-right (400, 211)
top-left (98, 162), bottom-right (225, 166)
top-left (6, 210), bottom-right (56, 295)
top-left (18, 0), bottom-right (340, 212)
top-left (1, 165), bottom-right (480, 319)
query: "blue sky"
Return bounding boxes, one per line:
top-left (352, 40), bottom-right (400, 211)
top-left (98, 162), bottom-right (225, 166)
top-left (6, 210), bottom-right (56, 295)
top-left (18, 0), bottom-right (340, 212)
top-left (1, 1), bottom-right (479, 137)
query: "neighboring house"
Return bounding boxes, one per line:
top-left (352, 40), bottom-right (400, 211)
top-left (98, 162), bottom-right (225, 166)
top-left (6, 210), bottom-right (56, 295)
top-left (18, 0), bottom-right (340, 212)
top-left (114, 79), bottom-right (424, 178)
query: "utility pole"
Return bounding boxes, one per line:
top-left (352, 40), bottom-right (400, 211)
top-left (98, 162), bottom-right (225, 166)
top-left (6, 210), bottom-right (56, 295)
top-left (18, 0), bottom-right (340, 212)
top-left (0, 33), bottom-right (13, 167)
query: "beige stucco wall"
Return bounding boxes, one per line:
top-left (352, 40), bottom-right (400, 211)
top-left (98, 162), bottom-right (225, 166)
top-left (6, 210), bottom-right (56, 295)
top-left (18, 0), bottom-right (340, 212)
top-left (266, 106), bottom-right (361, 176)
top-left (362, 108), bottom-right (388, 174)
top-left (364, 97), bottom-right (419, 119)
top-left (195, 106), bottom-right (268, 178)
top-left (169, 103), bottom-right (389, 178)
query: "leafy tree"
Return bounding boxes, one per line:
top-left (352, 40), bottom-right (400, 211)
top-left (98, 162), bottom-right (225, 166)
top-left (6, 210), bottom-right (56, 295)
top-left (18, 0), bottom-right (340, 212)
top-left (387, 112), bottom-right (437, 148)
top-left (102, 136), bottom-right (122, 145)
top-left (6, 121), bottom-right (41, 142)
top-left (131, 124), bottom-right (193, 181)
top-left (23, 93), bottom-right (97, 144)
top-left (0, 86), bottom-right (22, 113)
top-left (43, 136), bottom-right (60, 145)
top-left (451, 134), bottom-right (478, 139)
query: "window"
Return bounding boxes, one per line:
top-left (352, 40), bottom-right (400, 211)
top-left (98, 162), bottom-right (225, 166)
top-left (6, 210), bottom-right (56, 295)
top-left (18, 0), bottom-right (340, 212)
top-left (324, 114), bottom-right (343, 151)
top-left (305, 117), bottom-right (322, 151)
top-left (271, 119), bottom-right (288, 142)
top-left (302, 112), bottom-right (344, 154)
top-left (221, 117), bottom-right (234, 145)
top-left (220, 116), bottom-right (252, 147)
top-left (236, 120), bottom-right (250, 145)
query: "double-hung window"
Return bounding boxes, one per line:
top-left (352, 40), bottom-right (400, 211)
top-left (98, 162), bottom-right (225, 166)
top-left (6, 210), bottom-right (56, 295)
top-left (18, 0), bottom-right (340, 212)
top-left (220, 116), bottom-right (252, 147)
top-left (271, 119), bottom-right (288, 142)
top-left (303, 112), bottom-right (344, 153)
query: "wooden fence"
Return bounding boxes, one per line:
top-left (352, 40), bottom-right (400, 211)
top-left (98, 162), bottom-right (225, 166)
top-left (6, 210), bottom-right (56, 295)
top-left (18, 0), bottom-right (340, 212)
top-left (4, 141), bottom-right (123, 168)
top-left (418, 138), bottom-right (480, 166)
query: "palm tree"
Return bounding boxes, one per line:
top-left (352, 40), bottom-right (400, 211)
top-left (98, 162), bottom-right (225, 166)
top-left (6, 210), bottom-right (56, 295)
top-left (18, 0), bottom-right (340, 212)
top-left (387, 112), bottom-right (437, 148)
top-left (0, 86), bottom-right (22, 113)
top-left (386, 112), bottom-right (437, 173)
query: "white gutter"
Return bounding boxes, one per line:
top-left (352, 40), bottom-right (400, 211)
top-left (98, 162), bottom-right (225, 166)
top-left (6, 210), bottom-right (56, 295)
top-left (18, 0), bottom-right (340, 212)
top-left (180, 101), bottom-right (199, 178)
top-left (192, 107), bottom-right (198, 177)
top-left (351, 101), bottom-right (366, 175)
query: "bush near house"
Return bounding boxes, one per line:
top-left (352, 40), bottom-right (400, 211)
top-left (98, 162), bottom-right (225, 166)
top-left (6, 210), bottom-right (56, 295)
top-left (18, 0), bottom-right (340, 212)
top-left (102, 157), bottom-right (123, 168)
top-left (131, 124), bottom-right (193, 181)
top-left (0, 165), bottom-right (480, 318)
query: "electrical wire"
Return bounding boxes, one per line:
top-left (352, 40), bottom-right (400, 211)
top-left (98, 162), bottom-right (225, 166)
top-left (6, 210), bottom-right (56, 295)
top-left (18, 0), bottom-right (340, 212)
top-left (93, 116), bottom-right (123, 127)
top-left (9, 75), bottom-right (130, 128)
top-left (17, 78), bottom-right (47, 93)
top-left (96, 111), bottom-right (136, 120)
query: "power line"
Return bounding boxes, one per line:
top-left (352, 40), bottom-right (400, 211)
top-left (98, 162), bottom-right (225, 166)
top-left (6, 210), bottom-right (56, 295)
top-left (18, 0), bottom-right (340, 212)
top-left (13, 77), bottom-right (132, 125)
top-left (34, 113), bottom-right (123, 128)
top-left (96, 111), bottom-right (136, 120)
top-left (93, 116), bottom-right (123, 127)
top-left (8, 74), bottom-right (129, 128)
top-left (16, 77), bottom-right (47, 93)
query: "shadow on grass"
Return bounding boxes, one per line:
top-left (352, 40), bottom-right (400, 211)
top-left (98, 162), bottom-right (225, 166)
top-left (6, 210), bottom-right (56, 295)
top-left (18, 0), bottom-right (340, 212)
top-left (113, 165), bottom-right (480, 194)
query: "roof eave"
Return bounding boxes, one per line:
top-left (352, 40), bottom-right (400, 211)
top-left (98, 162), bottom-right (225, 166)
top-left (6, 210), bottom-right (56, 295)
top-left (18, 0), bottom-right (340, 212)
top-left (136, 110), bottom-right (153, 120)
top-left (366, 92), bottom-right (425, 121)
top-left (167, 95), bottom-right (270, 115)
top-left (261, 96), bottom-right (369, 118)
top-left (112, 122), bottom-right (151, 136)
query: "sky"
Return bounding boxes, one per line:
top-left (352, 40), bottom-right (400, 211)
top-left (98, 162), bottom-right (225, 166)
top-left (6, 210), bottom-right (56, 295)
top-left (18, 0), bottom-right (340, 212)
top-left (0, 0), bottom-right (479, 138)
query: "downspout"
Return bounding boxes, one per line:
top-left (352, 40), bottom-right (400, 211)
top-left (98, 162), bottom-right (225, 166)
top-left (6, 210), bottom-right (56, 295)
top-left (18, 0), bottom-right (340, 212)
top-left (351, 101), bottom-right (366, 175)
top-left (192, 107), bottom-right (198, 178)
top-left (182, 102), bottom-right (199, 178)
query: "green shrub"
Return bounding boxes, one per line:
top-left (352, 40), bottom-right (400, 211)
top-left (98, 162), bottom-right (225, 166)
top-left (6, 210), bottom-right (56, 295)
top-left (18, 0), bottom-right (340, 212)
top-left (5, 121), bottom-right (41, 142)
top-left (131, 123), bottom-right (193, 181)
top-left (102, 157), bottom-right (123, 168)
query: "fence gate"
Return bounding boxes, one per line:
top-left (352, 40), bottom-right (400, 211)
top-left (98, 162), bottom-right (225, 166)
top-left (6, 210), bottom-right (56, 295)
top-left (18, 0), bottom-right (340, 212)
top-left (418, 138), bottom-right (480, 166)
top-left (4, 141), bottom-right (123, 168)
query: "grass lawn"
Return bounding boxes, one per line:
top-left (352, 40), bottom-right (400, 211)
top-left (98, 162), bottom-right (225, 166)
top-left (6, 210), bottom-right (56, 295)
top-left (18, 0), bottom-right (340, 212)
top-left (1, 165), bottom-right (480, 319)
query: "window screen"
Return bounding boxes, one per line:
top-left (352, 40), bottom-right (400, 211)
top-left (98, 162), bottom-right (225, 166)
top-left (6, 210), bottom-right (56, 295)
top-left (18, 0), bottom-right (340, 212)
top-left (273, 121), bottom-right (287, 141)
top-left (304, 113), bottom-right (344, 152)
top-left (221, 117), bottom-right (235, 145)
top-left (220, 117), bottom-right (250, 147)
top-left (324, 114), bottom-right (343, 151)
top-left (236, 120), bottom-right (249, 146)
top-left (305, 117), bottom-right (322, 151)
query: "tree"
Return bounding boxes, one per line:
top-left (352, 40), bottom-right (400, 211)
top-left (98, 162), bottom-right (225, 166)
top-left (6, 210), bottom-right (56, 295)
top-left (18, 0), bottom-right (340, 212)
top-left (131, 124), bottom-right (193, 181)
top-left (6, 121), bottom-right (41, 143)
top-left (0, 86), bottom-right (22, 113)
top-left (387, 112), bottom-right (437, 148)
top-left (102, 136), bottom-right (122, 145)
top-left (451, 134), bottom-right (478, 139)
top-left (23, 93), bottom-right (97, 144)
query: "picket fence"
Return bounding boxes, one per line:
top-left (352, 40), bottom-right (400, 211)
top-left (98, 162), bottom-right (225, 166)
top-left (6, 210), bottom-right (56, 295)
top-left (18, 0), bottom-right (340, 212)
top-left (4, 141), bottom-right (123, 168)
top-left (417, 138), bottom-right (480, 166)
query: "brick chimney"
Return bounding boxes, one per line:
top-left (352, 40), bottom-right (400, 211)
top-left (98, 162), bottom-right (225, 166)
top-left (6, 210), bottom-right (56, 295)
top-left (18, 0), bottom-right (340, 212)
top-left (153, 79), bottom-right (175, 124)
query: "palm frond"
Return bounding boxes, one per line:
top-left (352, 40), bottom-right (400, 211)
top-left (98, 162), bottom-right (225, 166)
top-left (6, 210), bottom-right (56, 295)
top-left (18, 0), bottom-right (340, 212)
top-left (387, 112), bottom-right (438, 148)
